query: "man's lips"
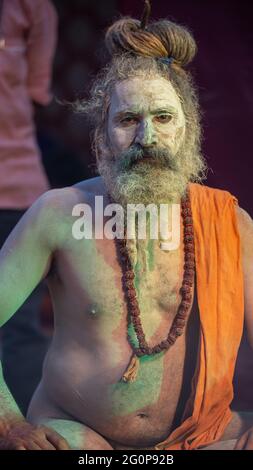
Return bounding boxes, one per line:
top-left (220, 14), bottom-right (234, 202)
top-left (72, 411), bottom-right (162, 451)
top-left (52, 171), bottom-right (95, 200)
top-left (133, 156), bottom-right (156, 164)
top-left (132, 157), bottom-right (161, 167)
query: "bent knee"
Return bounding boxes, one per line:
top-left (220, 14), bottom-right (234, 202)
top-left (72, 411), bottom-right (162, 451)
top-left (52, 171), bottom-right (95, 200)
top-left (199, 439), bottom-right (237, 450)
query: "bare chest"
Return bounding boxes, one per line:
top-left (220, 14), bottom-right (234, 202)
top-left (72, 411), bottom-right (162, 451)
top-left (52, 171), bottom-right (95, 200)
top-left (49, 237), bottom-right (190, 374)
top-left (46, 238), bottom-right (199, 438)
top-left (54, 236), bottom-right (184, 320)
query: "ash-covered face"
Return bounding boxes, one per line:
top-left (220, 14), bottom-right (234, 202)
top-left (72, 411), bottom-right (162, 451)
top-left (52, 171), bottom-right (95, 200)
top-left (108, 76), bottom-right (186, 159)
top-left (98, 75), bottom-right (202, 206)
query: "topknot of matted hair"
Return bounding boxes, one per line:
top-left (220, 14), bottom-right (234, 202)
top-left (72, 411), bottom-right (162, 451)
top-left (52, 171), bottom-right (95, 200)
top-left (105, 16), bottom-right (197, 67)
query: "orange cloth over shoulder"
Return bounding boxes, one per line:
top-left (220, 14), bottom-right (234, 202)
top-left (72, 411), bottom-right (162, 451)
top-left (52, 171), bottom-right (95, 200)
top-left (155, 183), bottom-right (244, 450)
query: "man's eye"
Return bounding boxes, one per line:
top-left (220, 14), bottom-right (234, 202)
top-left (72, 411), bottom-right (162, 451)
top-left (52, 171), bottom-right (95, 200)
top-left (120, 116), bottom-right (138, 126)
top-left (155, 115), bottom-right (173, 123)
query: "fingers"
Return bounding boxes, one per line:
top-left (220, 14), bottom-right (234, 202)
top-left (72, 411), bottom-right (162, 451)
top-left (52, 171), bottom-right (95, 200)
top-left (26, 442), bottom-right (42, 451)
top-left (1, 423), bottom-right (70, 450)
top-left (43, 427), bottom-right (70, 450)
top-left (242, 433), bottom-right (253, 450)
top-left (14, 440), bottom-right (56, 450)
top-left (234, 434), bottom-right (247, 450)
top-left (15, 438), bottom-right (56, 450)
top-left (234, 432), bottom-right (253, 450)
top-left (34, 438), bottom-right (56, 450)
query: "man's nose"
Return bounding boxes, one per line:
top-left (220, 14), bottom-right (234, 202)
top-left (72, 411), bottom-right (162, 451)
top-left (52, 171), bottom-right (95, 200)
top-left (135, 119), bottom-right (158, 147)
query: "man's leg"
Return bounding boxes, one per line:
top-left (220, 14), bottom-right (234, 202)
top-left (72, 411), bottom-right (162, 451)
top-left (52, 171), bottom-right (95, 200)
top-left (221, 411), bottom-right (253, 440)
top-left (199, 440), bottom-right (237, 450)
top-left (199, 411), bottom-right (253, 450)
top-left (40, 418), bottom-right (114, 450)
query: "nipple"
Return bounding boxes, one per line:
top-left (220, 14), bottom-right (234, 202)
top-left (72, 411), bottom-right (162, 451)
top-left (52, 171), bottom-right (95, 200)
top-left (88, 304), bottom-right (98, 317)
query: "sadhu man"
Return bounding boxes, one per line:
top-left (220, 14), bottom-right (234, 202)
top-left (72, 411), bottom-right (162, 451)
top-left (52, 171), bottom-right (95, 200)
top-left (1, 3), bottom-right (253, 450)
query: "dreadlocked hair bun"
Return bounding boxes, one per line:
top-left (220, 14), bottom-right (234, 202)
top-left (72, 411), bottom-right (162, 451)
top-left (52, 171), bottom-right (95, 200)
top-left (105, 17), bottom-right (197, 67)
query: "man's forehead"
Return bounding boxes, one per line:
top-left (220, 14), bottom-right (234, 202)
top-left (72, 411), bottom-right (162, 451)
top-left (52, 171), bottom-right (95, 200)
top-left (110, 76), bottom-right (181, 114)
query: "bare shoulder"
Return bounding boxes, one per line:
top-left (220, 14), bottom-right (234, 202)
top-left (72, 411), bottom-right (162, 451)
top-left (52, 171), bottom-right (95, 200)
top-left (11, 177), bottom-right (106, 254)
top-left (29, 178), bottom-right (106, 246)
top-left (37, 177), bottom-right (105, 214)
top-left (236, 205), bottom-right (253, 233)
top-left (73, 176), bottom-right (106, 198)
top-left (39, 184), bottom-right (92, 210)
top-left (235, 205), bottom-right (253, 256)
top-left (22, 184), bottom-right (94, 248)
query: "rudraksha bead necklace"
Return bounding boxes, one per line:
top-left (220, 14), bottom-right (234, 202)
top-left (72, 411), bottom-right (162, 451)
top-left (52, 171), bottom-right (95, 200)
top-left (112, 188), bottom-right (195, 382)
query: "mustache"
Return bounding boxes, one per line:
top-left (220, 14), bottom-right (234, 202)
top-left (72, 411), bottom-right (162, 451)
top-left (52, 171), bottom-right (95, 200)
top-left (115, 144), bottom-right (178, 171)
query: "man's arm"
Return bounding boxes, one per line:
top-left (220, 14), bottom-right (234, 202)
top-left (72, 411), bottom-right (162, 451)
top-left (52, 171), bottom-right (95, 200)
top-left (0, 194), bottom-right (53, 326)
top-left (236, 206), bottom-right (253, 348)
top-left (233, 206), bottom-right (253, 450)
top-left (0, 190), bottom-right (69, 449)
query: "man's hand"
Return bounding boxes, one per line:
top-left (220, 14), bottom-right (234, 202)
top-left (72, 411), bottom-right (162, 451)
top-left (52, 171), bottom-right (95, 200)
top-left (0, 421), bottom-right (70, 450)
top-left (234, 428), bottom-right (253, 450)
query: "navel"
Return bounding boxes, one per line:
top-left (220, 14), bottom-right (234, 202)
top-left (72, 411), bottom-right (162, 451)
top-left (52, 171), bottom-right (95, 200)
top-left (137, 413), bottom-right (149, 419)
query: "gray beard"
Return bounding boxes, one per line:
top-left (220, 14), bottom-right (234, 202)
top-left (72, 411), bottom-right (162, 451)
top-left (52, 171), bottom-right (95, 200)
top-left (98, 142), bottom-right (205, 207)
top-left (98, 160), bottom-right (188, 206)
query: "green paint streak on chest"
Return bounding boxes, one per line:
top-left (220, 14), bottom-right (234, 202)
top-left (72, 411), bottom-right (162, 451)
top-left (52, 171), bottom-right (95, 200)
top-left (127, 255), bottom-right (144, 348)
top-left (146, 215), bottom-right (155, 272)
top-left (125, 259), bottom-right (141, 349)
top-left (147, 238), bottom-right (155, 271)
top-left (127, 238), bottom-right (155, 348)
top-left (108, 352), bottom-right (164, 416)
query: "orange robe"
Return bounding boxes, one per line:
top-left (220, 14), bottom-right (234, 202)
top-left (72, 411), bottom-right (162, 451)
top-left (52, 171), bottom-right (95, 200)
top-left (155, 183), bottom-right (244, 450)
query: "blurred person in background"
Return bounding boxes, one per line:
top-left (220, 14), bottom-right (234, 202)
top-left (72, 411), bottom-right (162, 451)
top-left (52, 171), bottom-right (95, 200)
top-left (0, 0), bottom-right (58, 415)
